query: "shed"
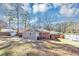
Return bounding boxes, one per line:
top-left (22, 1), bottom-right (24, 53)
top-left (22, 29), bottom-right (39, 42)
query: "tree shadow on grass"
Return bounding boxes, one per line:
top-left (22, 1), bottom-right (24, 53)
top-left (30, 42), bottom-right (61, 56)
top-left (30, 40), bottom-right (79, 56)
top-left (45, 40), bottom-right (79, 55)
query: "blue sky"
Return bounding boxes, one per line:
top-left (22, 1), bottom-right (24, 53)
top-left (26, 3), bottom-right (79, 25)
top-left (0, 3), bottom-right (79, 28)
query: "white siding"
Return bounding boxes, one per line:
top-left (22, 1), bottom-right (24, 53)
top-left (22, 30), bottom-right (39, 41)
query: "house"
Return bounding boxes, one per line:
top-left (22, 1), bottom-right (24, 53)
top-left (50, 31), bottom-right (64, 39)
top-left (22, 28), bottom-right (64, 42)
top-left (0, 20), bottom-right (16, 36)
top-left (37, 29), bottom-right (50, 40)
top-left (0, 20), bottom-right (10, 36)
top-left (22, 29), bottom-right (39, 42)
top-left (0, 20), bottom-right (8, 31)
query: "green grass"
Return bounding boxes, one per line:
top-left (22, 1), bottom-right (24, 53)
top-left (0, 49), bottom-right (6, 56)
top-left (58, 38), bottom-right (79, 47)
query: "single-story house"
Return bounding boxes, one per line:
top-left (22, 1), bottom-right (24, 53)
top-left (0, 28), bottom-right (17, 36)
top-left (22, 28), bottom-right (64, 42)
top-left (37, 29), bottom-right (50, 40)
top-left (0, 20), bottom-right (17, 36)
top-left (50, 31), bottom-right (64, 39)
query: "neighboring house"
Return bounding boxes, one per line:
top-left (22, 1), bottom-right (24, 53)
top-left (0, 20), bottom-right (8, 31)
top-left (0, 20), bottom-right (16, 36)
top-left (1, 28), bottom-right (17, 36)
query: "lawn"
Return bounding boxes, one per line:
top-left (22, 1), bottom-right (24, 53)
top-left (0, 37), bottom-right (79, 56)
top-left (57, 38), bottom-right (79, 47)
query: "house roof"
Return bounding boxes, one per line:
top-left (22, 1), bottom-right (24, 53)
top-left (37, 28), bottom-right (50, 33)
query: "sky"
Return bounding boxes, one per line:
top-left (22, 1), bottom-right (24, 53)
top-left (0, 3), bottom-right (79, 29)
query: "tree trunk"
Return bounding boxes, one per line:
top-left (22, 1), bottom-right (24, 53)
top-left (16, 4), bottom-right (19, 33)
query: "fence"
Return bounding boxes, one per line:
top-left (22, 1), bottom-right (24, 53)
top-left (64, 34), bottom-right (79, 42)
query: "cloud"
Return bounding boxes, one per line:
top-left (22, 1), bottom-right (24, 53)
top-left (59, 4), bottom-right (75, 17)
top-left (21, 3), bottom-right (32, 13)
top-left (53, 3), bottom-right (63, 8)
top-left (33, 4), bottom-right (39, 13)
top-left (38, 4), bottom-right (48, 12)
top-left (52, 3), bottom-right (78, 17)
top-left (33, 3), bottom-right (49, 13)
